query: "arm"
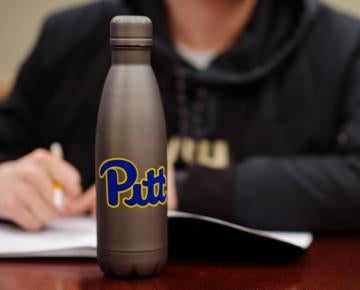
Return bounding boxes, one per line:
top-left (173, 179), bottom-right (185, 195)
top-left (0, 18), bottom-right (53, 161)
top-left (0, 0), bottom-right (111, 161)
top-left (177, 39), bottom-right (360, 233)
top-left (0, 13), bottom-right (98, 228)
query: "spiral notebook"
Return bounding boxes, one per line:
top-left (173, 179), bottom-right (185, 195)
top-left (0, 211), bottom-right (313, 258)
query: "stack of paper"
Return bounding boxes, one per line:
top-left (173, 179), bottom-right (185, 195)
top-left (0, 211), bottom-right (313, 258)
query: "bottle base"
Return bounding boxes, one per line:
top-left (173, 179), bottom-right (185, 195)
top-left (97, 248), bottom-right (167, 278)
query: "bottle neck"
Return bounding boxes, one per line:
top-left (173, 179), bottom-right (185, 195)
top-left (111, 48), bottom-right (151, 64)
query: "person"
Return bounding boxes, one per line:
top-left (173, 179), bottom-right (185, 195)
top-left (0, 0), bottom-right (359, 232)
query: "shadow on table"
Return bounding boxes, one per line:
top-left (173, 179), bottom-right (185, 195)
top-left (169, 217), bottom-right (305, 264)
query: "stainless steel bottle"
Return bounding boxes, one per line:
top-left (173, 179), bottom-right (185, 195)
top-left (95, 16), bottom-right (167, 278)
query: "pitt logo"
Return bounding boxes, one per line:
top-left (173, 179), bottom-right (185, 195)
top-left (98, 158), bottom-right (167, 208)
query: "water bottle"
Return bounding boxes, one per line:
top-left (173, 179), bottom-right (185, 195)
top-left (95, 16), bottom-right (168, 278)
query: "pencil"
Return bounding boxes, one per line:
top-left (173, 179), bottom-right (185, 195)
top-left (50, 142), bottom-right (64, 209)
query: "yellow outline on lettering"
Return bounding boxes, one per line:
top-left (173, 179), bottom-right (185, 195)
top-left (98, 157), bottom-right (139, 209)
top-left (98, 158), bottom-right (167, 209)
top-left (123, 166), bottom-right (167, 209)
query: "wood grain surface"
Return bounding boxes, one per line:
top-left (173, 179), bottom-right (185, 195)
top-left (0, 237), bottom-right (359, 290)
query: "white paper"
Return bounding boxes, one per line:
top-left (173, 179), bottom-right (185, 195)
top-left (0, 217), bottom-right (97, 257)
top-left (0, 211), bottom-right (313, 258)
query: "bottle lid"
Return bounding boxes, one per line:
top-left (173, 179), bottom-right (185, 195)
top-left (110, 16), bottom-right (152, 47)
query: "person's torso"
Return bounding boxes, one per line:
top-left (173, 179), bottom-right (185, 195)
top-left (36, 0), bottom-right (359, 187)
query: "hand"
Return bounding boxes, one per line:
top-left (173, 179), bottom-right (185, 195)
top-left (64, 185), bottom-right (96, 218)
top-left (167, 169), bottom-right (178, 210)
top-left (0, 149), bottom-right (82, 231)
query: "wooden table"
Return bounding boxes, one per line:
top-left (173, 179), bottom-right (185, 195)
top-left (0, 237), bottom-right (359, 290)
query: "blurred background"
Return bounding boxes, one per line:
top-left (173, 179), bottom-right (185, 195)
top-left (0, 0), bottom-right (359, 97)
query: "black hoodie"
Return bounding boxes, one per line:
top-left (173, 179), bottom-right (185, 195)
top-left (0, 0), bottom-right (359, 232)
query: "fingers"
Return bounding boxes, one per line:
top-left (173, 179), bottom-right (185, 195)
top-left (0, 148), bottom-right (85, 231)
top-left (91, 195), bottom-right (96, 219)
top-left (7, 206), bottom-right (42, 231)
top-left (167, 170), bottom-right (178, 210)
top-left (65, 185), bottom-right (96, 217)
top-left (26, 149), bottom-right (82, 197)
top-left (16, 184), bottom-right (58, 225)
top-left (0, 188), bottom-right (44, 231)
top-left (16, 161), bottom-right (55, 207)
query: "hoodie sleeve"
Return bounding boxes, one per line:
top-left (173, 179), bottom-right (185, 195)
top-left (0, 0), bottom-right (116, 163)
top-left (0, 17), bottom-right (53, 162)
top-left (177, 37), bottom-right (360, 233)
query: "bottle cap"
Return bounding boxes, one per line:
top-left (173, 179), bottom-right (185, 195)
top-left (110, 16), bottom-right (152, 47)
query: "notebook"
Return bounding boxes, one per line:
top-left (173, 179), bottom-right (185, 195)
top-left (0, 211), bottom-right (313, 258)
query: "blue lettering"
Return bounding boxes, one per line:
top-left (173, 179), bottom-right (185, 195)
top-left (98, 158), bottom-right (167, 208)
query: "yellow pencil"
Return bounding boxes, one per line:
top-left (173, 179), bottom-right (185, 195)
top-left (50, 142), bottom-right (64, 209)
